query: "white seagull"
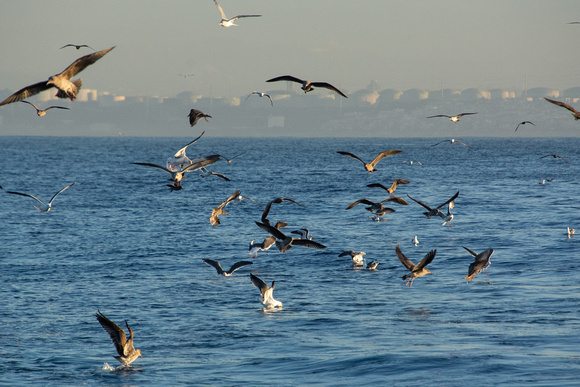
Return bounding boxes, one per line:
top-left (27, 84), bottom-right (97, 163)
top-left (244, 91), bottom-right (273, 106)
top-left (21, 100), bottom-right (69, 116)
top-left (250, 273), bottom-right (282, 309)
top-left (213, 0), bottom-right (261, 27)
top-left (203, 259), bottom-right (253, 276)
top-left (432, 138), bottom-right (470, 148)
top-left (7, 182), bottom-right (75, 212)
top-left (413, 235), bottom-right (419, 246)
top-left (427, 112), bottom-right (477, 123)
top-left (567, 227), bottom-right (575, 238)
top-left (166, 131), bottom-right (205, 171)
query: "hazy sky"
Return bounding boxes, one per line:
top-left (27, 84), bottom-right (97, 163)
top-left (2, 1), bottom-right (580, 100)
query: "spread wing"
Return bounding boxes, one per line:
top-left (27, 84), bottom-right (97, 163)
top-left (462, 246), bottom-right (478, 258)
top-left (456, 112), bottom-right (477, 117)
top-left (368, 150), bottom-right (402, 168)
top-left (427, 115), bottom-right (451, 118)
top-left (48, 182), bottom-right (75, 205)
top-left (174, 131), bottom-right (205, 158)
top-left (475, 248), bottom-right (494, 263)
top-left (230, 14), bottom-right (261, 21)
top-left (432, 140), bottom-right (452, 146)
top-left (0, 81), bottom-right (52, 106)
top-left (345, 198), bottom-right (375, 209)
top-left (250, 273), bottom-right (269, 298)
top-left (382, 196), bottom-right (408, 205)
top-left (337, 151), bottom-right (365, 165)
top-left (227, 261), bottom-right (253, 274)
top-left (6, 191), bottom-right (44, 205)
top-left (310, 82), bottom-right (347, 98)
top-left (545, 97), bottom-right (579, 113)
top-left (415, 250), bottom-right (436, 271)
top-left (203, 259), bottom-right (224, 274)
top-left (395, 245), bottom-right (415, 271)
top-left (95, 311), bottom-right (127, 356)
top-left (406, 194), bottom-right (434, 211)
top-left (266, 75), bottom-right (304, 84)
top-left (435, 191), bottom-right (459, 210)
top-left (213, 0), bottom-right (228, 19)
top-left (181, 155), bottom-right (222, 172)
top-left (132, 162), bottom-right (172, 174)
top-left (291, 239), bottom-right (326, 249)
top-left (59, 46), bottom-right (115, 80)
top-left (255, 221), bottom-right (286, 240)
top-left (45, 106), bottom-right (70, 111)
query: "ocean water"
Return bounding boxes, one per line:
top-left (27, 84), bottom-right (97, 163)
top-left (0, 135), bottom-right (579, 386)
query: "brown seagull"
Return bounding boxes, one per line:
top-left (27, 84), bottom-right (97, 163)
top-left (337, 150), bottom-right (402, 173)
top-left (95, 310), bottom-right (142, 367)
top-left (210, 190), bottom-right (241, 226)
top-left (367, 179), bottom-right (410, 198)
top-left (266, 75), bottom-right (347, 98)
top-left (545, 97), bottom-right (580, 120)
top-left (463, 247), bottom-right (494, 282)
top-left (396, 245), bottom-right (436, 287)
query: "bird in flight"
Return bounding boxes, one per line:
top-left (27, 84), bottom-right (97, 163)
top-left (202, 259), bottom-right (253, 276)
top-left (427, 112), bottom-right (477, 123)
top-left (267, 75), bottom-right (347, 98)
top-left (210, 190), bottom-right (241, 226)
top-left (244, 91), bottom-right (273, 106)
top-left (515, 121), bottom-right (535, 132)
top-left (213, 0), bottom-right (261, 27)
top-left (337, 150), bottom-right (402, 173)
top-left (255, 221), bottom-right (326, 253)
top-left (367, 179), bottom-right (410, 198)
top-left (7, 182), bottom-right (75, 212)
top-left (540, 154), bottom-right (570, 164)
top-left (463, 247), bottom-right (494, 282)
top-left (20, 100), bottom-right (69, 116)
top-left (407, 191), bottom-right (459, 219)
top-left (188, 109), bottom-right (212, 127)
top-left (396, 245), bottom-right (436, 287)
top-left (95, 310), bottom-right (142, 367)
top-left (60, 44), bottom-right (95, 50)
top-left (544, 97), bottom-right (580, 120)
top-left (178, 73), bottom-right (194, 78)
top-left (431, 138), bottom-right (470, 148)
top-left (0, 46), bottom-right (115, 106)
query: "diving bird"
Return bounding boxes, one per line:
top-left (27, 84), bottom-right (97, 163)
top-left (187, 109), bottom-right (212, 127)
top-left (463, 247), bottom-right (494, 282)
top-left (396, 245), bottom-right (436, 287)
top-left (60, 44), bottom-right (95, 50)
top-left (544, 97), bottom-right (580, 120)
top-left (431, 139), bottom-right (470, 148)
top-left (20, 100), bottom-right (70, 116)
top-left (337, 150), bottom-right (402, 173)
top-left (213, 0), bottom-right (261, 27)
top-left (255, 221), bottom-right (326, 253)
top-left (540, 154), bottom-right (569, 164)
top-left (210, 190), bottom-right (241, 226)
top-left (367, 179), bottom-right (410, 198)
top-left (266, 75), bottom-right (347, 98)
top-left (7, 182), bottom-right (75, 212)
top-left (203, 259), bottom-right (253, 276)
top-left (244, 91), bottom-right (273, 106)
top-left (407, 191), bottom-right (459, 219)
top-left (95, 310), bottom-right (142, 367)
top-left (515, 121), bottom-right (535, 132)
top-left (427, 112), bottom-right (477, 123)
top-left (339, 250), bottom-right (366, 266)
top-left (0, 46), bottom-right (115, 106)
top-left (261, 197), bottom-right (306, 225)
top-left (166, 131), bottom-right (205, 171)
top-left (133, 156), bottom-right (221, 187)
top-left (250, 273), bottom-right (282, 309)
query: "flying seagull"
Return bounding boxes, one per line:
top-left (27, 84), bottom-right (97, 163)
top-left (166, 131), bottom-right (205, 171)
top-left (266, 75), bottom-right (347, 98)
top-left (60, 44), bottom-right (95, 50)
top-left (431, 138), bottom-right (470, 148)
top-left (20, 100), bottom-right (69, 116)
top-left (396, 245), bottom-right (436, 287)
top-left (244, 91), bottom-right (273, 106)
top-left (249, 222), bottom-right (287, 257)
top-left (250, 273), bottom-right (282, 309)
top-left (337, 150), bottom-right (402, 173)
top-left (463, 247), bottom-right (494, 282)
top-left (339, 250), bottom-right (366, 266)
top-left (213, 0), bottom-right (261, 27)
top-left (515, 121), bottom-right (535, 132)
top-left (188, 109), bottom-right (212, 127)
top-left (132, 155), bottom-right (221, 188)
top-left (199, 168), bottom-right (230, 181)
top-left (178, 73), bottom-right (195, 78)
top-left (407, 191), bottom-right (459, 219)
top-left (427, 112), bottom-right (477, 123)
top-left (203, 259), bottom-right (253, 276)
top-left (210, 190), bottom-right (241, 226)
top-left (540, 154), bottom-right (570, 164)
top-left (367, 179), bottom-right (410, 198)
top-left (95, 310), bottom-right (142, 367)
top-left (255, 221), bottom-right (326, 253)
top-left (261, 197), bottom-right (306, 225)
top-left (545, 97), bottom-right (580, 120)
top-left (345, 198), bottom-right (397, 221)
top-left (440, 201), bottom-right (455, 229)
top-left (7, 182), bottom-right (75, 212)
top-left (0, 46), bottom-right (115, 106)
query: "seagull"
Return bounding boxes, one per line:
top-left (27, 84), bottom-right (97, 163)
top-left (403, 160), bottom-right (423, 167)
top-left (261, 197), bottom-right (306, 225)
top-left (20, 100), bottom-right (70, 116)
top-left (267, 75), bottom-right (347, 98)
top-left (367, 179), bottom-right (410, 198)
top-left (515, 121), bottom-right (535, 132)
top-left (431, 139), bottom-right (470, 148)
top-left (95, 310), bottom-right (142, 367)
top-left (0, 46), bottom-right (115, 106)
top-left (396, 245), bottom-right (436, 287)
top-left (213, 0), bottom-right (261, 27)
top-left (567, 227), bottom-right (575, 238)
top-left (133, 156), bottom-right (221, 188)
top-left (244, 91), bottom-right (273, 106)
top-left (249, 222), bottom-right (287, 257)
top-left (339, 250), bottom-right (366, 266)
top-left (440, 201), bottom-right (454, 229)
top-left (337, 150), bottom-right (402, 173)
top-left (544, 97), bottom-right (580, 120)
top-left (203, 259), bottom-right (253, 276)
top-left (178, 73), bottom-right (194, 78)
top-left (540, 154), bottom-right (570, 164)
top-left (199, 168), bottom-right (230, 181)
top-left (255, 221), bottom-right (326, 253)
top-left (7, 182), bottom-right (75, 212)
top-left (250, 273), bottom-right (282, 309)
top-left (367, 261), bottom-right (379, 270)
top-left (346, 198), bottom-right (400, 212)
top-left (187, 109), bottom-right (212, 127)
top-left (413, 235), bottom-right (419, 246)
top-left (60, 44), bottom-right (95, 50)
top-left (210, 190), bottom-right (241, 226)
top-left (463, 247), bottom-right (494, 282)
top-left (406, 191), bottom-right (459, 219)
top-left (291, 228), bottom-right (312, 240)
top-left (166, 131), bottom-right (205, 171)
top-left (426, 112), bottom-right (477, 123)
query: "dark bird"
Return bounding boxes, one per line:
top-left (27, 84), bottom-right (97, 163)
top-left (0, 46), bottom-right (115, 106)
top-left (367, 179), bottom-right (410, 198)
top-left (545, 97), bottom-right (580, 120)
top-left (407, 191), bottom-right (459, 219)
top-left (249, 222), bottom-right (287, 257)
top-left (515, 121), bottom-right (535, 132)
top-left (431, 138), bottom-right (470, 148)
top-left (367, 261), bottom-right (379, 270)
top-left (255, 221), bottom-right (326, 253)
top-left (261, 197), bottom-right (306, 225)
top-left (427, 113), bottom-right (477, 123)
top-left (178, 73), bottom-right (195, 78)
top-left (463, 247), bottom-right (494, 282)
top-left (250, 273), bottom-right (282, 309)
top-left (337, 150), bottom-right (402, 173)
top-left (20, 100), bottom-right (69, 116)
top-left (188, 109), bottom-right (212, 127)
top-left (95, 310), bottom-right (142, 367)
top-left (267, 75), bottom-right (347, 98)
top-left (60, 44), bottom-right (95, 50)
top-left (346, 198), bottom-right (398, 212)
top-left (199, 168), bottom-right (230, 181)
top-left (540, 154), bottom-right (569, 164)
top-left (396, 245), bottom-right (436, 287)
top-left (214, 0), bottom-right (261, 27)
top-left (339, 250), bottom-right (366, 265)
top-left (7, 182), bottom-right (75, 212)
top-left (244, 91), bottom-right (273, 106)
top-left (210, 190), bottom-right (241, 226)
top-left (291, 228), bottom-right (313, 240)
top-left (203, 259), bottom-right (253, 276)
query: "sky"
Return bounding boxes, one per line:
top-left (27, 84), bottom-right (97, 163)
top-left (1, 0), bottom-right (580, 100)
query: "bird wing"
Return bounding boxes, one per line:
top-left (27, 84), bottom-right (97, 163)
top-left (455, 140), bottom-right (470, 148)
top-left (174, 131), bottom-right (205, 158)
top-left (6, 191), bottom-right (45, 205)
top-left (250, 273), bottom-right (269, 298)
top-left (414, 250), bottom-right (437, 271)
top-left (241, 195), bottom-right (261, 205)
top-left (21, 100), bottom-right (40, 111)
top-left (462, 246), bottom-right (478, 258)
top-left (266, 94), bottom-right (273, 106)
top-left (266, 75), bottom-right (304, 84)
top-left (475, 248), bottom-right (494, 263)
top-left (59, 46), bottom-right (115, 80)
top-left (262, 236), bottom-right (277, 250)
top-left (456, 113), bottom-right (477, 117)
top-left (382, 196), bottom-right (408, 205)
top-left (46, 106), bottom-right (70, 111)
top-left (338, 250), bottom-right (355, 257)
top-left (291, 239), bottom-right (326, 249)
top-left (368, 150), bottom-right (402, 168)
top-left (95, 311), bottom-right (127, 357)
top-left (406, 194), bottom-right (434, 211)
top-left (0, 81), bottom-right (52, 106)
top-left (393, 179), bottom-right (410, 187)
top-left (310, 82), bottom-right (347, 98)
top-left (132, 162), bottom-right (172, 174)
top-left (366, 183), bottom-right (390, 192)
top-left (427, 115), bottom-right (451, 118)
top-left (227, 261), bottom-right (253, 274)
top-left (203, 258), bottom-right (224, 274)
top-left (345, 198), bottom-right (375, 209)
top-left (222, 190), bottom-right (242, 207)
top-left (255, 221), bottom-right (287, 239)
top-left (207, 172), bottom-right (230, 181)
top-left (431, 140), bottom-right (451, 146)
top-left (213, 0), bottom-right (228, 19)
top-left (395, 245), bottom-right (415, 271)
top-left (48, 182), bottom-right (75, 205)
top-left (435, 191), bottom-right (460, 210)
top-left (545, 98), bottom-right (579, 113)
top-left (181, 156), bottom-right (221, 172)
top-left (337, 151), bottom-right (365, 165)
top-left (230, 14), bottom-right (262, 21)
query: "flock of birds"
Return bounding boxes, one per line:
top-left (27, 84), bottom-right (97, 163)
top-left (1, 2), bottom-right (577, 370)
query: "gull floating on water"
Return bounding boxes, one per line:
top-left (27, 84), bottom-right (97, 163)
top-left (250, 273), bottom-right (282, 309)
top-left (244, 91), bottom-right (273, 106)
top-left (0, 46), bottom-right (115, 106)
top-left (413, 235), bottom-right (419, 246)
top-left (255, 221), bottom-right (326, 253)
top-left (267, 75), bottom-right (347, 98)
top-left (463, 247), bottom-right (494, 282)
top-left (166, 131), bottom-right (205, 171)
top-left (407, 191), bottom-right (459, 219)
top-left (214, 0), bottom-right (261, 27)
top-left (515, 121), bottom-right (535, 132)
top-left (367, 261), bottom-right (379, 270)
top-left (567, 227), bottom-right (575, 238)
top-left (188, 109), bottom-right (212, 127)
top-left (396, 245), bottom-right (436, 287)
top-left (7, 182), bottom-right (75, 212)
top-left (203, 259), bottom-right (253, 276)
top-left (540, 154), bottom-right (569, 164)
top-left (545, 97), bottom-right (580, 120)
top-left (60, 44), bottom-right (95, 50)
top-left (427, 112), bottom-right (477, 123)
top-left (367, 179), bottom-right (410, 198)
top-left (210, 190), bottom-right (241, 226)
top-left (95, 310), bottom-right (142, 367)
top-left (20, 100), bottom-right (69, 116)
top-left (432, 138), bottom-right (470, 148)
top-left (339, 250), bottom-right (366, 266)
top-left (337, 150), bottom-right (402, 173)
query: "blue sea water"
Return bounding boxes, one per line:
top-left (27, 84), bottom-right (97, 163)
top-left (0, 136), bottom-right (579, 386)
